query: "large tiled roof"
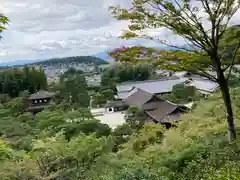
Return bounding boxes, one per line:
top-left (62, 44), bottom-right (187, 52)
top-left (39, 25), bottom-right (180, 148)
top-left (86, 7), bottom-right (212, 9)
top-left (116, 78), bottom-right (187, 99)
top-left (116, 76), bottom-right (219, 99)
top-left (28, 90), bottom-right (56, 100)
top-left (142, 101), bottom-right (167, 111)
top-left (188, 78), bottom-right (219, 93)
top-left (124, 88), bottom-right (153, 106)
top-left (145, 101), bottom-right (179, 123)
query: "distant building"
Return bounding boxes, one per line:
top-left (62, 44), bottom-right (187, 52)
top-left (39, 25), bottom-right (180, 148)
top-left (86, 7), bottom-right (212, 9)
top-left (27, 90), bottom-right (56, 114)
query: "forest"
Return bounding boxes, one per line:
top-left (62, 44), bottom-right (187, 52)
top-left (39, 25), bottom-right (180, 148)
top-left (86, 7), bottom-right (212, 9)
top-left (1, 72), bottom-right (240, 179)
top-left (0, 67), bottom-right (47, 97)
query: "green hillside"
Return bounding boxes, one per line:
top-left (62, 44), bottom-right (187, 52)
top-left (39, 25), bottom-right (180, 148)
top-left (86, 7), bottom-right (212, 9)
top-left (31, 56), bottom-right (108, 66)
top-left (1, 83), bottom-right (240, 179)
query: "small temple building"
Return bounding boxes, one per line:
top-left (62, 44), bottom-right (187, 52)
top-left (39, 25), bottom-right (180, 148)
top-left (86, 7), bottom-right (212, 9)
top-left (27, 90), bottom-right (56, 114)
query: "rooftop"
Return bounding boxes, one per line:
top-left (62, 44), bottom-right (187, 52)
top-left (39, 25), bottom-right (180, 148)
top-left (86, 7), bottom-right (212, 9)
top-left (117, 78), bottom-right (188, 99)
top-left (187, 78), bottom-right (219, 93)
top-left (145, 101), bottom-right (179, 123)
top-left (124, 88), bottom-right (154, 106)
top-left (116, 76), bottom-right (219, 99)
top-left (28, 90), bottom-right (56, 100)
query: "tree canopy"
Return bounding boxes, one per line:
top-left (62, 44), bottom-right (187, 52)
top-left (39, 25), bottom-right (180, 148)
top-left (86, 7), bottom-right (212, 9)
top-left (101, 62), bottom-right (155, 86)
top-left (1, 66), bottom-right (240, 180)
top-left (0, 67), bottom-right (47, 97)
top-left (53, 72), bottom-right (90, 108)
top-left (160, 83), bottom-right (202, 104)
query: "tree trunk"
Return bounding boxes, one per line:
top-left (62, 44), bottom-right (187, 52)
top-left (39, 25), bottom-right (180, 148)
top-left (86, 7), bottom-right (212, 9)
top-left (217, 70), bottom-right (236, 141)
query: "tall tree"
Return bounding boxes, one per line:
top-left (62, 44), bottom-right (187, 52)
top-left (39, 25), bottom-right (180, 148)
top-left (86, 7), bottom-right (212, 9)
top-left (0, 67), bottom-right (47, 97)
top-left (110, 0), bottom-right (240, 140)
top-left (57, 74), bottom-right (90, 108)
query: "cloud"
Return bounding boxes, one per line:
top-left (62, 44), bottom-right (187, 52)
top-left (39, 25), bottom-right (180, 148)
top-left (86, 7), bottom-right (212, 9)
top-left (0, 0), bottom-right (239, 62)
top-left (0, 0), bottom-right (148, 61)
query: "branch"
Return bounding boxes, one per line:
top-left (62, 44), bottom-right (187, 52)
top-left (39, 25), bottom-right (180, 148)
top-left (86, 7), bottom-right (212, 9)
top-left (173, 0), bottom-right (212, 46)
top-left (226, 42), bottom-right (240, 81)
top-left (145, 1), bottom-right (211, 53)
top-left (142, 35), bottom-right (203, 55)
top-left (195, 68), bottom-right (218, 82)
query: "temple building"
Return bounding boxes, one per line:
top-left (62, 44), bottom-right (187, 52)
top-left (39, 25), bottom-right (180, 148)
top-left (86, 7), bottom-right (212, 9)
top-left (27, 90), bottom-right (56, 114)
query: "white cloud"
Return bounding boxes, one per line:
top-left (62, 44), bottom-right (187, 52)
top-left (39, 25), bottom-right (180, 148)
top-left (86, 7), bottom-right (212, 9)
top-left (0, 0), bottom-right (150, 61)
top-left (0, 0), bottom-right (239, 62)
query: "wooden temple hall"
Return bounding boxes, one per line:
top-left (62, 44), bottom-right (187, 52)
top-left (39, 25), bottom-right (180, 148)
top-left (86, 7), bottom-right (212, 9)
top-left (27, 90), bottom-right (56, 114)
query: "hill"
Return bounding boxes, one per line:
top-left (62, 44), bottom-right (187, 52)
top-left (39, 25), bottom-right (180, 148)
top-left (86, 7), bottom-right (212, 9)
top-left (0, 56), bottom-right (107, 68)
top-left (30, 56), bottom-right (108, 66)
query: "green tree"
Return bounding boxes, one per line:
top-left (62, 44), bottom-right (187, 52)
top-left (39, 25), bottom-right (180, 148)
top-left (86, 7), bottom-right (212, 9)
top-left (101, 89), bottom-right (114, 100)
top-left (110, 0), bottom-right (240, 140)
top-left (64, 120), bottom-right (111, 140)
top-left (0, 139), bottom-right (13, 162)
top-left (57, 74), bottom-right (90, 108)
top-left (112, 124), bottom-right (133, 151)
top-left (160, 83), bottom-right (202, 104)
top-left (0, 13), bottom-right (9, 39)
top-left (101, 62), bottom-right (154, 86)
top-left (32, 133), bottom-right (114, 179)
top-left (125, 106), bottom-right (146, 129)
top-left (91, 93), bottom-right (106, 107)
top-left (0, 67), bottom-right (47, 97)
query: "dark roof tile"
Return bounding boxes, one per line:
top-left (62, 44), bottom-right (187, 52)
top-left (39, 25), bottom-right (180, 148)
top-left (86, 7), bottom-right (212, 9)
top-left (124, 88), bottom-right (153, 106)
top-left (29, 90), bottom-right (56, 100)
top-left (145, 101), bottom-right (178, 122)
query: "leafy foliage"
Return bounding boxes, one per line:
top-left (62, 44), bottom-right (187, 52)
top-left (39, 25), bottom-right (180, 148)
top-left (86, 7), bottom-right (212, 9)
top-left (91, 93), bottom-right (107, 107)
top-left (0, 13), bottom-right (9, 39)
top-left (55, 73), bottom-right (90, 108)
top-left (125, 106), bottom-right (147, 129)
top-left (160, 83), bottom-right (203, 104)
top-left (101, 62), bottom-right (155, 86)
top-left (2, 83), bottom-right (240, 179)
top-left (0, 67), bottom-right (47, 97)
top-left (31, 133), bottom-right (114, 179)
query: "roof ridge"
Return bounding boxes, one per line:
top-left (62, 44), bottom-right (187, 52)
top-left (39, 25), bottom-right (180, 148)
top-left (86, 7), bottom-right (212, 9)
top-left (134, 87), bottom-right (154, 96)
top-left (118, 76), bottom-right (180, 86)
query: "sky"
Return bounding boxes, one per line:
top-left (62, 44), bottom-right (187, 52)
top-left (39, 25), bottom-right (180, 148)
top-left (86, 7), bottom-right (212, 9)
top-left (0, 0), bottom-right (239, 62)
